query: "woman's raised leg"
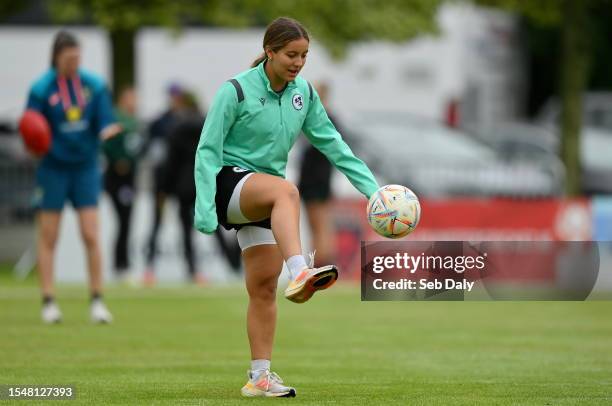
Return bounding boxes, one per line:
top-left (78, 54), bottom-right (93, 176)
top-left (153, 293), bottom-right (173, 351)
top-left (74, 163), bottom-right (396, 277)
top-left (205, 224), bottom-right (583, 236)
top-left (238, 173), bottom-right (338, 303)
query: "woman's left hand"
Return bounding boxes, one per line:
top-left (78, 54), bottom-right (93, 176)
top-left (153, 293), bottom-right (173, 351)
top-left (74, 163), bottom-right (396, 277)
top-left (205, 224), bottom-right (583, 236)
top-left (100, 123), bottom-right (123, 141)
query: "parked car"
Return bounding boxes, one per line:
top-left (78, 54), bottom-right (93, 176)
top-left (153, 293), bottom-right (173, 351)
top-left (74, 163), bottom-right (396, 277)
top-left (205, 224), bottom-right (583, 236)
top-left (342, 112), bottom-right (565, 198)
top-left (538, 92), bottom-right (612, 132)
top-left (0, 120), bottom-right (37, 223)
top-left (472, 120), bottom-right (612, 195)
top-left (471, 121), bottom-right (563, 167)
top-left (536, 94), bottom-right (612, 194)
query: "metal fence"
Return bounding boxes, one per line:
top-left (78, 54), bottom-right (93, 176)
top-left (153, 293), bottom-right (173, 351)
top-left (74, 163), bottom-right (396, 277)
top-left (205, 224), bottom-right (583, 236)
top-left (0, 157), bottom-right (36, 225)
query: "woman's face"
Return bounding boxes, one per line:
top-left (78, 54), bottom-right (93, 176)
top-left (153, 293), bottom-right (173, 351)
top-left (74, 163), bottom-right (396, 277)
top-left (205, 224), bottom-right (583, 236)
top-left (119, 88), bottom-right (137, 115)
top-left (267, 37), bottom-right (309, 83)
top-left (56, 46), bottom-right (80, 76)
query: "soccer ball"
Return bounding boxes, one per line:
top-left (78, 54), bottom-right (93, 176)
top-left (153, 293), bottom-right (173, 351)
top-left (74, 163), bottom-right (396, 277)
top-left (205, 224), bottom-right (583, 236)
top-left (367, 184), bottom-right (421, 239)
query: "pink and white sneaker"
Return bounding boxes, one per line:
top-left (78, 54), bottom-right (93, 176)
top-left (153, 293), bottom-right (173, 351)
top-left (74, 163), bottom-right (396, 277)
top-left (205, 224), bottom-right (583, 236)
top-left (240, 370), bottom-right (296, 397)
top-left (284, 264), bottom-right (338, 303)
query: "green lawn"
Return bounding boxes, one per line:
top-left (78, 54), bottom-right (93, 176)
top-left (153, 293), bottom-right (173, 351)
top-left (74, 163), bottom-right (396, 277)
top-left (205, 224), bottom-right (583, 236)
top-left (0, 270), bottom-right (611, 405)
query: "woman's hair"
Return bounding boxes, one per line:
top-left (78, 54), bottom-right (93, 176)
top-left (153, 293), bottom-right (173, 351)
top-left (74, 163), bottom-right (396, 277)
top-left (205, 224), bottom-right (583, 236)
top-left (250, 17), bottom-right (309, 68)
top-left (50, 30), bottom-right (79, 68)
top-left (183, 91), bottom-right (201, 113)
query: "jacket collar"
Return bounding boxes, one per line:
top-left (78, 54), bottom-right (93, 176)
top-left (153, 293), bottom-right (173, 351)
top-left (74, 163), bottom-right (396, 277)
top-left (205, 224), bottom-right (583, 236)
top-left (256, 60), bottom-right (296, 95)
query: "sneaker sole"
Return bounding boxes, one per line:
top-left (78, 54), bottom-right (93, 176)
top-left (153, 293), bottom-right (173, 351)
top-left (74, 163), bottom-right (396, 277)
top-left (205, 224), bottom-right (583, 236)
top-left (42, 318), bottom-right (62, 324)
top-left (285, 266), bottom-right (338, 303)
top-left (92, 319), bottom-right (112, 324)
top-left (241, 387), bottom-right (296, 397)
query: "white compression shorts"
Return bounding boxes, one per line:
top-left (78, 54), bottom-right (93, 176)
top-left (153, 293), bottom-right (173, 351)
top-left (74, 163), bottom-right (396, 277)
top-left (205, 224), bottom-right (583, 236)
top-left (227, 172), bottom-right (276, 250)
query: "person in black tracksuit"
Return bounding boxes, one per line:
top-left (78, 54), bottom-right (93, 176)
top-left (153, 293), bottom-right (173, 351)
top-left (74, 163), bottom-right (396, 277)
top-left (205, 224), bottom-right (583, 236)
top-left (297, 82), bottom-right (338, 267)
top-left (143, 84), bottom-right (187, 284)
top-left (161, 94), bottom-right (241, 281)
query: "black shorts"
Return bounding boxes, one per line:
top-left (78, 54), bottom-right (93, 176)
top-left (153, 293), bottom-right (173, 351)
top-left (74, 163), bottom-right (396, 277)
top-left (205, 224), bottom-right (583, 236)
top-left (298, 146), bottom-right (333, 202)
top-left (215, 166), bottom-right (272, 231)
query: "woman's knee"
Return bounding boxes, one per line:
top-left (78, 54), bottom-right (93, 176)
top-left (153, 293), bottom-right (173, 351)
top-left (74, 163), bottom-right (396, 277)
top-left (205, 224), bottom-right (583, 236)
top-left (39, 230), bottom-right (59, 250)
top-left (80, 226), bottom-right (99, 248)
top-left (243, 244), bottom-right (283, 302)
top-left (280, 181), bottom-right (300, 204)
top-left (247, 278), bottom-right (278, 302)
top-left (38, 213), bottom-right (61, 250)
top-left (77, 209), bottom-right (100, 249)
top-left (269, 181), bottom-right (300, 211)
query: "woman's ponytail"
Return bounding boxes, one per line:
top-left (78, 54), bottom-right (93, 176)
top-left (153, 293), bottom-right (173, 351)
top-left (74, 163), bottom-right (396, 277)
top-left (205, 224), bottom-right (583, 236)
top-left (250, 52), bottom-right (267, 68)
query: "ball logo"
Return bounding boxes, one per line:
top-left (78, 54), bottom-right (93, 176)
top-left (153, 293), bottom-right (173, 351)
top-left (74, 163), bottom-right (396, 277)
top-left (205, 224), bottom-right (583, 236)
top-left (292, 94), bottom-right (303, 110)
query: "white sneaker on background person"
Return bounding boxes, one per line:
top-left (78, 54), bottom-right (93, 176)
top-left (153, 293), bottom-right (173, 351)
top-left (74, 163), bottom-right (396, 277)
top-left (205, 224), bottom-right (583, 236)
top-left (41, 301), bottom-right (62, 324)
top-left (90, 299), bottom-right (113, 324)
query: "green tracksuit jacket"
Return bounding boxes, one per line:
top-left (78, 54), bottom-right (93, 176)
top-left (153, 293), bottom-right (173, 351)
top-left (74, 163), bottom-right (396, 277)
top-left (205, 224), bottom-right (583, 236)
top-left (194, 61), bottom-right (379, 234)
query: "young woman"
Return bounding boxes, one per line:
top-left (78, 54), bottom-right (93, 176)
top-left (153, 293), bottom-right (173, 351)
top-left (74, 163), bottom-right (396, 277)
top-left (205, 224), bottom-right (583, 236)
top-left (26, 31), bottom-right (120, 324)
top-left (194, 17), bottom-right (379, 397)
top-left (102, 86), bottom-right (140, 279)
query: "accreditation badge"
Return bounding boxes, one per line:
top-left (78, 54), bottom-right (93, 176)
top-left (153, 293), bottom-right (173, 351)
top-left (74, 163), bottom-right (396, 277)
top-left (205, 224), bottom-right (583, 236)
top-left (66, 106), bottom-right (81, 122)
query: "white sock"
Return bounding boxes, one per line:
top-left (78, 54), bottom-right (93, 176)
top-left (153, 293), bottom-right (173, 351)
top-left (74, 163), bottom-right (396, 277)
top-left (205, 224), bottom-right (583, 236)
top-left (251, 359), bottom-right (271, 377)
top-left (286, 254), bottom-right (307, 279)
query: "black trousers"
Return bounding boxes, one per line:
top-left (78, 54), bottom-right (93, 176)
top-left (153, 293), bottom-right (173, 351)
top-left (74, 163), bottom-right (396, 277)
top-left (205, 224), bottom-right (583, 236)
top-left (104, 167), bottom-right (136, 273)
top-left (147, 193), bottom-right (242, 277)
top-left (146, 165), bottom-right (165, 267)
top-left (178, 196), bottom-right (196, 276)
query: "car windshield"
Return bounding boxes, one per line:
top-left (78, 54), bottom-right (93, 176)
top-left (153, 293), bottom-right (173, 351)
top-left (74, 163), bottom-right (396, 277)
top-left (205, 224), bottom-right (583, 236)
top-left (347, 112), bottom-right (496, 162)
top-left (585, 108), bottom-right (612, 132)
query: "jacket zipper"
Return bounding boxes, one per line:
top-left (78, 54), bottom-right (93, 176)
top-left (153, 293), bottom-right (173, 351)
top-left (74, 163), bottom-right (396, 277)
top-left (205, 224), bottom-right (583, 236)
top-left (278, 94), bottom-right (284, 128)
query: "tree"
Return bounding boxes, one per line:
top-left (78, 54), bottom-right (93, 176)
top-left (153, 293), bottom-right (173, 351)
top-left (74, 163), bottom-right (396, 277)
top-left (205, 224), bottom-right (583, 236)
top-left (0, 1), bottom-right (32, 20)
top-left (476, 0), bottom-right (611, 196)
top-left (47, 0), bottom-right (441, 95)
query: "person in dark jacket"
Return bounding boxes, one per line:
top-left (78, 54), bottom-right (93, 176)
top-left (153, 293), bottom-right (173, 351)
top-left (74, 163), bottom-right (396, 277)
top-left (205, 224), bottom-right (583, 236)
top-left (143, 84), bottom-right (187, 285)
top-left (160, 92), bottom-right (241, 283)
top-left (297, 82), bottom-right (337, 267)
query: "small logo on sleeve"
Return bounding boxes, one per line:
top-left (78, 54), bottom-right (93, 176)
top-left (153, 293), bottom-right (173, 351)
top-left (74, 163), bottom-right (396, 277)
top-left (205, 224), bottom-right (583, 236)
top-left (259, 97), bottom-right (266, 106)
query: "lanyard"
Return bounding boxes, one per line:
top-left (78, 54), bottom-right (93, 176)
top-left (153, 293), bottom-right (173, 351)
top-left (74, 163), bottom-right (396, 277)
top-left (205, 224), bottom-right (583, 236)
top-left (57, 75), bottom-right (86, 112)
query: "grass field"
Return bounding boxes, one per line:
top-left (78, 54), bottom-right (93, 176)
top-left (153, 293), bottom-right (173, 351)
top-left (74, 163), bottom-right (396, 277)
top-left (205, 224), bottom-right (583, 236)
top-left (0, 270), bottom-right (611, 405)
